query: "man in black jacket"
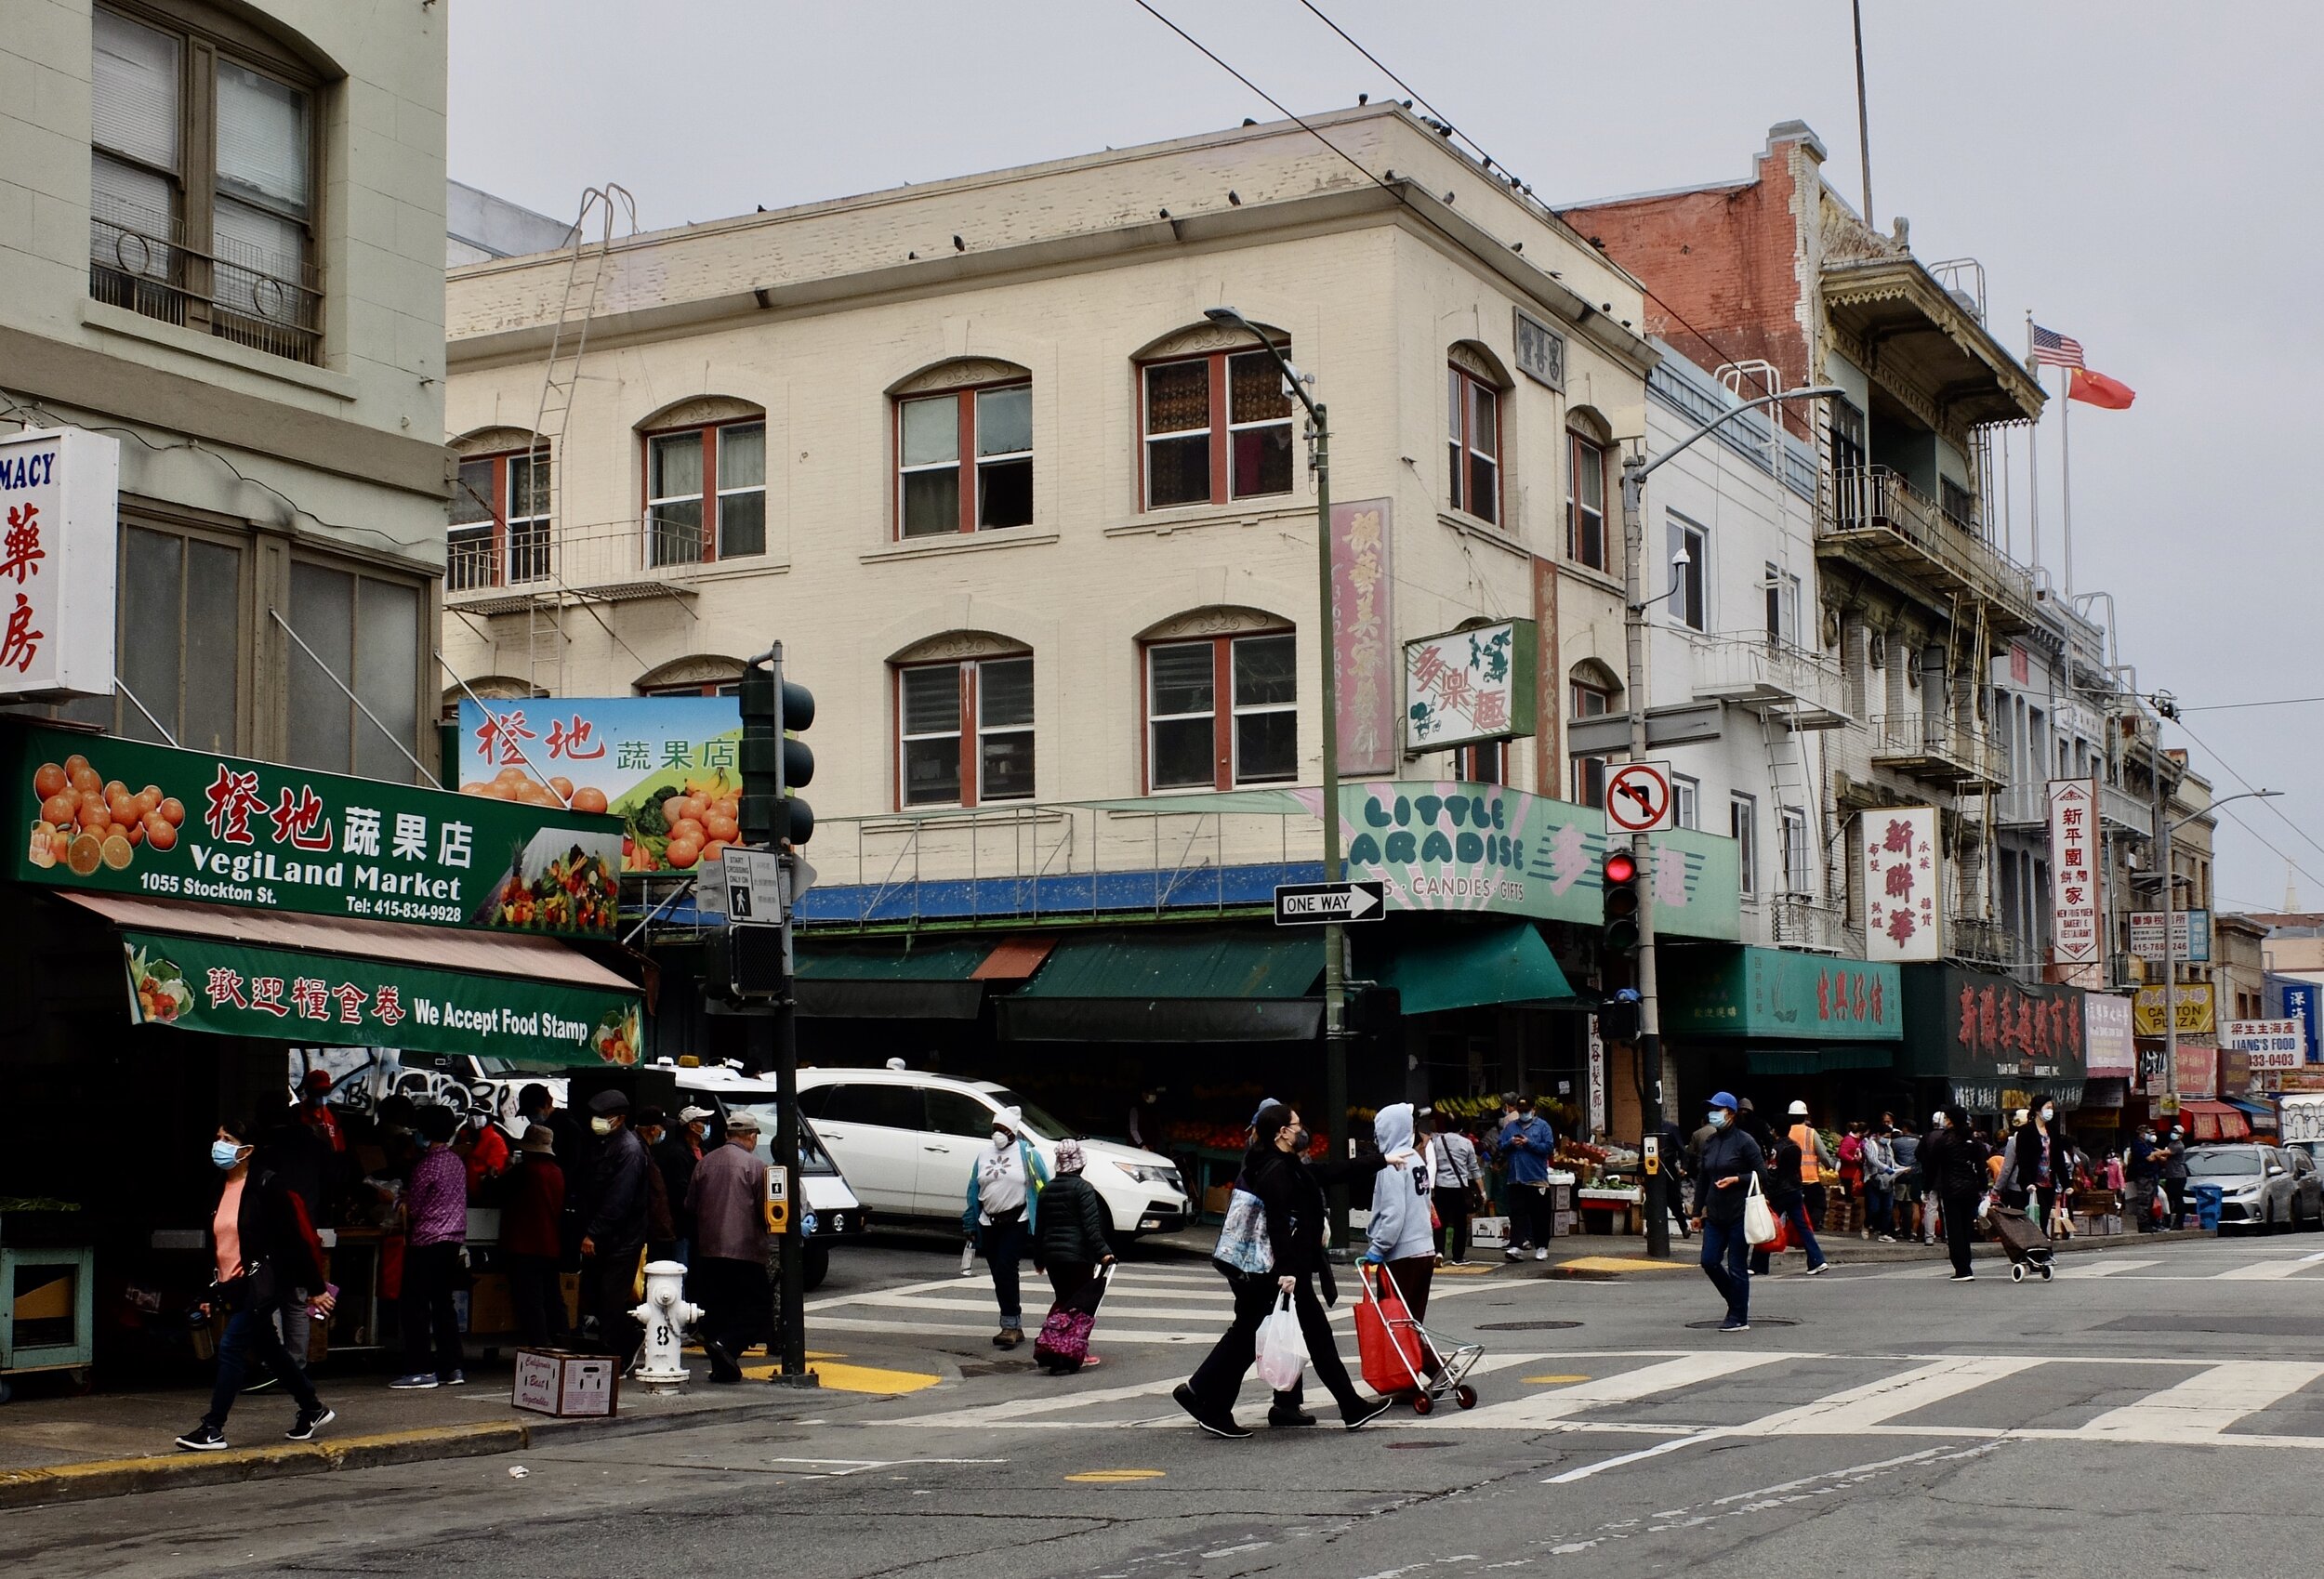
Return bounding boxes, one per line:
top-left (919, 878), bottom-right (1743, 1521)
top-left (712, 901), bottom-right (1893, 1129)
top-left (581, 1088), bottom-right (650, 1367)
top-left (1689, 1092), bottom-right (1765, 1333)
top-left (1919, 1110), bottom-right (1987, 1282)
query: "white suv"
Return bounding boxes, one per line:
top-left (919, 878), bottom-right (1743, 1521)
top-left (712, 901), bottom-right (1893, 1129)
top-left (795, 1065), bottom-right (1191, 1240)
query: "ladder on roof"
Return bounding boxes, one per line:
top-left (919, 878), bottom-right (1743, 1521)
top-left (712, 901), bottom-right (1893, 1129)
top-left (518, 185), bottom-right (637, 699)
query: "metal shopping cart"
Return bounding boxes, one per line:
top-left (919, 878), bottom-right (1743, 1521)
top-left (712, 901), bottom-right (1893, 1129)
top-left (1355, 1262), bottom-right (1484, 1415)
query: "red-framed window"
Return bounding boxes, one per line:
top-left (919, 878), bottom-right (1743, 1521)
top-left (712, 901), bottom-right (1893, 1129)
top-left (1143, 631), bottom-right (1297, 791)
top-left (1447, 366), bottom-right (1501, 524)
top-left (896, 656), bottom-right (1035, 808)
top-left (1141, 349), bottom-right (1294, 509)
top-left (450, 450), bottom-right (548, 590)
top-left (1458, 740), bottom-right (1506, 783)
top-left (1567, 432), bottom-right (1609, 570)
top-left (1569, 678), bottom-right (1615, 807)
top-left (896, 381), bottom-right (1032, 537)
top-left (641, 418), bottom-right (765, 567)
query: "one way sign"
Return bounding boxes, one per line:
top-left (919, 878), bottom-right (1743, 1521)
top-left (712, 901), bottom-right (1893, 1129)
top-left (1274, 880), bottom-right (1387, 926)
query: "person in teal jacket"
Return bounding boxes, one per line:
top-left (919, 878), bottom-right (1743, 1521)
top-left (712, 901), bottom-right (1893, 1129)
top-left (963, 1108), bottom-right (1050, 1349)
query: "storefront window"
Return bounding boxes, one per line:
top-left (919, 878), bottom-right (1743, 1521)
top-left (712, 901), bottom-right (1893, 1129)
top-left (287, 560), bottom-right (423, 781)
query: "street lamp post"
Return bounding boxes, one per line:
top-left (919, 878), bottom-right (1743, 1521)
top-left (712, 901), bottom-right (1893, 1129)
top-left (1621, 386), bottom-right (1841, 1259)
top-left (1205, 308), bottom-right (1352, 1241)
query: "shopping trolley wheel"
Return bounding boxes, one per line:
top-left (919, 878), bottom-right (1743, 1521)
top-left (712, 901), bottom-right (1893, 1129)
top-left (2010, 1263), bottom-right (2026, 1283)
top-left (1454, 1385), bottom-right (1479, 1410)
top-left (2040, 1264), bottom-right (2054, 1282)
top-left (1411, 1393), bottom-right (1433, 1415)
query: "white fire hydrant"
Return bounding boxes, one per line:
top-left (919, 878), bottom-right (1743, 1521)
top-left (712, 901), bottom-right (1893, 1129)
top-left (629, 1259), bottom-right (705, 1393)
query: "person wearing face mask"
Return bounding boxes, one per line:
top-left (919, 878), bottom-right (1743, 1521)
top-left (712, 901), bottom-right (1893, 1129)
top-left (176, 1119), bottom-right (336, 1451)
top-left (685, 1111), bottom-right (771, 1383)
top-left (1689, 1093), bottom-right (1766, 1332)
top-left (1919, 1110), bottom-right (1988, 1281)
top-left (1177, 1102), bottom-right (1394, 1436)
top-left (579, 1088), bottom-right (650, 1367)
top-left (502, 1124), bottom-right (567, 1349)
top-left (389, 1105), bottom-right (469, 1389)
top-left (1032, 1138), bottom-right (1116, 1375)
top-left (962, 1109), bottom-right (1050, 1349)
top-left (2000, 1102), bottom-right (2071, 1235)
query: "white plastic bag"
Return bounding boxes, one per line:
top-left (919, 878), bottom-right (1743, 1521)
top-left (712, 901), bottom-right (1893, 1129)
top-left (1742, 1173), bottom-right (1777, 1246)
top-left (1255, 1290), bottom-right (1306, 1392)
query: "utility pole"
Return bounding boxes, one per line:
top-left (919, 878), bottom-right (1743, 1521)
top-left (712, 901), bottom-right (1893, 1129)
top-left (1205, 308), bottom-right (1351, 1242)
top-left (1622, 385), bottom-right (1840, 1259)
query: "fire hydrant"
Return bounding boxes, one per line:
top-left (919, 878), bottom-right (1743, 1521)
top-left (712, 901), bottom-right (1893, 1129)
top-left (629, 1259), bottom-right (704, 1392)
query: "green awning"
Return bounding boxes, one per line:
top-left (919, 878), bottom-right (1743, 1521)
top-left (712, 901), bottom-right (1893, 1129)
top-left (998, 927), bottom-right (1322, 1043)
top-left (792, 938), bottom-right (998, 1020)
top-left (1367, 921), bottom-right (1576, 1017)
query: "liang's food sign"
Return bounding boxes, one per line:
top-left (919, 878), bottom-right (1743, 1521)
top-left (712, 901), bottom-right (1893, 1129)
top-left (0, 428), bottom-right (119, 700)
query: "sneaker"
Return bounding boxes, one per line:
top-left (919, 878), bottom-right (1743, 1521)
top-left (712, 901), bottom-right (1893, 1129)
top-left (1505, 1245), bottom-right (1524, 1261)
top-left (1342, 1398), bottom-right (1396, 1431)
top-left (1268, 1406), bottom-right (1318, 1428)
top-left (284, 1406), bottom-right (337, 1441)
top-left (442, 1370), bottom-right (467, 1387)
top-left (174, 1424), bottom-right (228, 1452)
top-left (1948, 1272), bottom-right (1975, 1283)
top-left (1718, 1321), bottom-right (1750, 1333)
top-left (1806, 1262), bottom-right (1828, 1276)
top-left (1878, 1234), bottom-right (1895, 1243)
top-left (388, 1373), bottom-right (440, 1389)
top-left (1172, 1382), bottom-right (1251, 1439)
top-left (1533, 1246), bottom-right (1549, 1262)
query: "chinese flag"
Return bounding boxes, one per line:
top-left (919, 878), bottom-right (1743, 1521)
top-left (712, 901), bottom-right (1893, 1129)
top-left (2068, 367), bottom-right (2135, 409)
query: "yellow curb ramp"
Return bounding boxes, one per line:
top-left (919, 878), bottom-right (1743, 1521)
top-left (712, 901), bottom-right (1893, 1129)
top-left (1550, 1255), bottom-right (1694, 1274)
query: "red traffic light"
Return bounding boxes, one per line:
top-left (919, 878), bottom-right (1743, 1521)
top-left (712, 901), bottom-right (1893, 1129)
top-left (1604, 849), bottom-right (1637, 885)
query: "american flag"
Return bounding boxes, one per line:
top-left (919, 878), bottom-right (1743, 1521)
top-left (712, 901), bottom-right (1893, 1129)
top-left (2030, 324), bottom-right (2086, 369)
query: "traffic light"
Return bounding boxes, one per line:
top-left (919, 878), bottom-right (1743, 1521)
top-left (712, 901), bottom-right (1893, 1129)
top-left (1597, 987), bottom-right (1642, 1043)
top-left (1602, 846), bottom-right (1641, 955)
top-left (739, 656), bottom-right (814, 849)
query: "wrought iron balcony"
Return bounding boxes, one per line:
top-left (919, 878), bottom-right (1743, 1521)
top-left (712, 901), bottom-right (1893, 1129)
top-left (1818, 466), bottom-right (2041, 633)
top-left (1684, 632), bottom-right (1851, 729)
top-left (1866, 713), bottom-right (2004, 787)
top-left (89, 188), bottom-right (319, 365)
top-left (443, 515), bottom-right (744, 610)
top-left (1765, 892), bottom-right (1850, 953)
top-left (1981, 779), bottom-right (2154, 838)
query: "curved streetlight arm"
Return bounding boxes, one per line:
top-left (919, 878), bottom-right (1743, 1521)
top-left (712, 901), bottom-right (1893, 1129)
top-left (1630, 385), bottom-right (1846, 483)
top-left (2168, 787), bottom-right (2280, 835)
top-left (1203, 307), bottom-right (1322, 423)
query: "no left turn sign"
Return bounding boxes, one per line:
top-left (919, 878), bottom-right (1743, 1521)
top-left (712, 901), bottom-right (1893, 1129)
top-left (1605, 761), bottom-right (1675, 834)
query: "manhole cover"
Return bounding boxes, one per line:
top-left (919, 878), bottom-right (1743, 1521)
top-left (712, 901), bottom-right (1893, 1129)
top-left (1683, 1317), bottom-right (1799, 1329)
top-left (1476, 1320), bottom-right (1584, 1332)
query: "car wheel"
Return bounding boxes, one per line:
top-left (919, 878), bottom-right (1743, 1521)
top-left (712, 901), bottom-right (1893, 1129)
top-left (802, 1243), bottom-right (829, 1293)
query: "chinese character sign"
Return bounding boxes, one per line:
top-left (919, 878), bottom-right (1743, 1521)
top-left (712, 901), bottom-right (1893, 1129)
top-left (2046, 778), bottom-right (2103, 987)
top-left (0, 428), bottom-right (118, 699)
top-left (2227, 1020), bottom-right (2305, 1072)
top-left (1330, 499), bottom-right (1397, 776)
top-left (1863, 806), bottom-right (1942, 962)
top-left (1403, 620), bottom-right (1538, 753)
top-left (456, 696), bottom-right (741, 873)
top-left (2083, 993), bottom-right (2136, 1077)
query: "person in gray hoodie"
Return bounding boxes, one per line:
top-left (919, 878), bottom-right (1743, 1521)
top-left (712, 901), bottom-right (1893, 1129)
top-left (1362, 1103), bottom-right (1441, 1371)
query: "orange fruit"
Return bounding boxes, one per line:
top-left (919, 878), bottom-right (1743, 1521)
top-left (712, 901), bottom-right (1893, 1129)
top-left (461, 782), bottom-right (490, 796)
top-left (146, 820), bottom-right (178, 853)
top-left (122, 820), bottom-right (143, 848)
top-left (664, 837), bottom-right (701, 869)
top-left (66, 834), bottom-right (102, 875)
top-left (548, 775), bottom-right (574, 798)
top-left (158, 796), bottom-right (185, 826)
top-left (99, 834), bottom-right (133, 870)
top-left (39, 793), bottom-right (75, 825)
top-left (33, 763), bottom-right (67, 800)
top-left (572, 787), bottom-right (608, 814)
top-left (68, 765), bottom-right (99, 794)
top-left (138, 785), bottom-right (162, 815)
top-left (61, 753), bottom-right (89, 780)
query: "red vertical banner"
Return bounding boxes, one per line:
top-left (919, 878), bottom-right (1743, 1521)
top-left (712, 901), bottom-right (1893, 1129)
top-left (1330, 498), bottom-right (1396, 776)
top-left (1532, 555), bottom-right (1560, 797)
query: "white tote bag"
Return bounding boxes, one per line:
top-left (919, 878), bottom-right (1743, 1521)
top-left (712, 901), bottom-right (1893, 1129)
top-left (1255, 1290), bottom-right (1306, 1392)
top-left (1742, 1172), bottom-right (1777, 1246)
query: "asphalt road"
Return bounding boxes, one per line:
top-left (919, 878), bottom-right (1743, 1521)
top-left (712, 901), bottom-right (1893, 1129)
top-left (8, 1229), bottom-right (2324, 1578)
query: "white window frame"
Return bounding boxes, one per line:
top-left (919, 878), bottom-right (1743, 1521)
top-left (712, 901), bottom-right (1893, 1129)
top-left (895, 656), bottom-right (1037, 809)
top-left (1671, 773), bottom-right (1699, 831)
top-left (1228, 632), bottom-right (1298, 785)
top-left (1223, 352), bottom-right (1294, 503)
top-left (714, 422), bottom-right (767, 556)
top-left (1780, 805), bottom-right (1812, 896)
top-left (1732, 791), bottom-right (1758, 896)
top-left (1668, 514), bottom-right (1708, 631)
top-left (645, 430), bottom-right (706, 566)
top-left (1765, 562), bottom-right (1802, 649)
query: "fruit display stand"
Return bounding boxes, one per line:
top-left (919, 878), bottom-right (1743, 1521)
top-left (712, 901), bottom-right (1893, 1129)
top-left (0, 1206), bottom-right (96, 1403)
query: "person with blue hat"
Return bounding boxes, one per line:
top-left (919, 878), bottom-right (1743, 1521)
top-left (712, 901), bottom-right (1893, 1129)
top-left (1689, 1091), bottom-right (1768, 1333)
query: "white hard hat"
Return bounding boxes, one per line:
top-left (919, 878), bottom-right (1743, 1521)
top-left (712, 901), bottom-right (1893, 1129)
top-left (1788, 1099), bottom-right (1809, 1116)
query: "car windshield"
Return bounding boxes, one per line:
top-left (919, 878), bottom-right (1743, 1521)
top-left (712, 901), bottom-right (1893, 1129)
top-left (2185, 1147), bottom-right (2263, 1175)
top-left (727, 1103), bottom-right (838, 1175)
top-left (984, 1089), bottom-right (1075, 1142)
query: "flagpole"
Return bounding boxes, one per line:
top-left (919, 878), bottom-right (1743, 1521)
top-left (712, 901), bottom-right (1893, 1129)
top-left (2025, 312), bottom-right (2041, 579)
top-left (2060, 363), bottom-right (2074, 599)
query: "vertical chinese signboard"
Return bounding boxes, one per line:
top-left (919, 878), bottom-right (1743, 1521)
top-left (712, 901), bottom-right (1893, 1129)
top-left (0, 428), bottom-right (118, 699)
top-left (1864, 806), bottom-right (1942, 963)
top-left (2046, 778), bottom-right (2102, 987)
top-left (1329, 498), bottom-right (1396, 776)
top-left (1403, 620), bottom-right (1538, 752)
top-left (2083, 992), bottom-right (2136, 1077)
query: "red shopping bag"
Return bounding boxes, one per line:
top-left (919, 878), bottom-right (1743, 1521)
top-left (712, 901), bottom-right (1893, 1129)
top-left (1355, 1270), bottom-right (1427, 1395)
top-left (1765, 1214), bottom-right (1792, 1254)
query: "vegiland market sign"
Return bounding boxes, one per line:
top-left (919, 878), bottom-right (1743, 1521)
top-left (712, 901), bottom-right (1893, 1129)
top-left (122, 930), bottom-right (640, 1068)
top-left (1338, 780), bottom-right (1739, 941)
top-left (9, 725), bottom-right (623, 939)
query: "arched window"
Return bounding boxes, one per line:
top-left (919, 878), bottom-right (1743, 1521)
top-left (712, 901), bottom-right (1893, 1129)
top-left (1568, 658), bottom-right (1623, 807)
top-left (891, 359), bottom-right (1033, 538)
top-left (1135, 323), bottom-right (1294, 510)
top-left (639, 397), bottom-right (765, 566)
top-left (634, 654), bottom-right (746, 697)
top-left (1446, 342), bottom-right (1509, 526)
top-left (450, 428), bottom-right (548, 590)
top-left (1138, 608), bottom-right (1296, 792)
top-left (1566, 408), bottom-right (1614, 572)
top-left (891, 633), bottom-right (1035, 808)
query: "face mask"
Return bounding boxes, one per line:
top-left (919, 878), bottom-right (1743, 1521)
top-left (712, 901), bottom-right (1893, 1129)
top-left (1709, 1111), bottom-right (1728, 1129)
top-left (590, 1116), bottom-right (614, 1137)
top-left (211, 1139), bottom-right (245, 1170)
top-left (2040, 1107), bottom-right (2054, 1124)
top-left (1286, 1126), bottom-right (1312, 1152)
top-left (992, 1130), bottom-right (1011, 1151)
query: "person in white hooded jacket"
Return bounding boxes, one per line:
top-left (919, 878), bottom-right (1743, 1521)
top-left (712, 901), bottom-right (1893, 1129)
top-left (1362, 1103), bottom-right (1442, 1366)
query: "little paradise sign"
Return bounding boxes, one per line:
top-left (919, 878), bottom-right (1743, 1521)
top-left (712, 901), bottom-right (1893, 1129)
top-left (0, 428), bottom-right (119, 700)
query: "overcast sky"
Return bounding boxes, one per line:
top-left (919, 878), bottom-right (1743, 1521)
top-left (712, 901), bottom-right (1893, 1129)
top-left (449, 1), bottom-right (2324, 916)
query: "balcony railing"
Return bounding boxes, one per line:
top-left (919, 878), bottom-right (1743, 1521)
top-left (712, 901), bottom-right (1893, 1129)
top-left (1981, 780), bottom-right (2154, 838)
top-left (1765, 892), bottom-right (1850, 953)
top-left (1866, 713), bottom-right (2004, 786)
top-left (443, 515), bottom-right (773, 604)
top-left (1948, 914), bottom-right (2022, 968)
top-left (89, 188), bottom-right (319, 365)
top-left (1819, 465), bottom-right (2040, 626)
top-left (1684, 631), bottom-right (1851, 727)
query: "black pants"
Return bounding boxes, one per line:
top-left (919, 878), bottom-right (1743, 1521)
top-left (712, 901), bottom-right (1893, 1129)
top-left (980, 1217), bottom-right (1027, 1329)
top-left (1802, 1181), bottom-right (1828, 1229)
top-left (1942, 1191), bottom-right (1981, 1276)
top-left (693, 1256), bottom-right (772, 1375)
top-left (1509, 1183), bottom-right (1556, 1249)
top-left (205, 1292), bottom-right (321, 1430)
top-left (507, 1254), bottom-right (563, 1349)
top-left (1046, 1259), bottom-right (1096, 1306)
top-left (400, 1242), bottom-right (464, 1381)
top-left (1433, 1188), bottom-right (1472, 1261)
top-left (1187, 1270), bottom-right (1362, 1420)
top-left (585, 1243), bottom-right (643, 1367)
top-left (2163, 1178), bottom-right (2187, 1228)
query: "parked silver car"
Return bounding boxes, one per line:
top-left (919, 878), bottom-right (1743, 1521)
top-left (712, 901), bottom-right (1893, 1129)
top-left (2183, 1144), bottom-right (2324, 1233)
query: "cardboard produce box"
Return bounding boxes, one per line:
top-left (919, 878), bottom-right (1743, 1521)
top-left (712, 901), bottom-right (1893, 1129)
top-left (513, 1349), bottom-right (618, 1418)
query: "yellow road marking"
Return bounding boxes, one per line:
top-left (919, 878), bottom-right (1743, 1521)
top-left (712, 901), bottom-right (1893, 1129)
top-left (1555, 1256), bottom-right (1690, 1273)
top-left (1523, 1374), bottom-right (1591, 1385)
top-left (1066, 1468), bottom-right (1166, 1483)
top-left (737, 1360), bottom-right (942, 1394)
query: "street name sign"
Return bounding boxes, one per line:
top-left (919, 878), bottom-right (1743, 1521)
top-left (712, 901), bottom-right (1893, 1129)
top-left (1274, 880), bottom-right (1386, 926)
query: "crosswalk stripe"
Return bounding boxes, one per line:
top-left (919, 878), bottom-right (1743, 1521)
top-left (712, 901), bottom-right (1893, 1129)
top-left (1730, 1356), bottom-right (2040, 1435)
top-left (2080, 1362), bottom-right (2324, 1441)
top-left (1453, 1350), bottom-right (1790, 1430)
top-left (2065, 1258), bottom-right (2160, 1277)
top-left (2213, 1260), bottom-right (2316, 1280)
